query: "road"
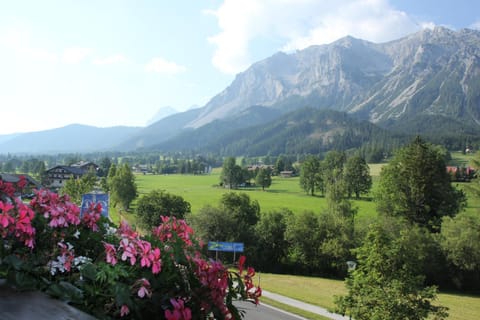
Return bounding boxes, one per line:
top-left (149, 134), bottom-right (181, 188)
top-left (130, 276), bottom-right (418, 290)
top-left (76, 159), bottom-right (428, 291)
top-left (236, 300), bottom-right (308, 320)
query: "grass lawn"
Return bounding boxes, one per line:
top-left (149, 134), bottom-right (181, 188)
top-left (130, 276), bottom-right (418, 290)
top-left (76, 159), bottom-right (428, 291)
top-left (132, 171), bottom-right (378, 222)
top-left (256, 273), bottom-right (480, 320)
top-left (449, 151), bottom-right (476, 167)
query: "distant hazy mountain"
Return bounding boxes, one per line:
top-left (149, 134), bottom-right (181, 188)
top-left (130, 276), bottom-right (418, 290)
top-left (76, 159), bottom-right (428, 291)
top-left (146, 106), bottom-right (178, 126)
top-left (186, 27), bottom-right (480, 137)
top-left (0, 133), bottom-right (20, 145)
top-left (117, 108), bottom-right (202, 151)
top-left (0, 124), bottom-right (141, 154)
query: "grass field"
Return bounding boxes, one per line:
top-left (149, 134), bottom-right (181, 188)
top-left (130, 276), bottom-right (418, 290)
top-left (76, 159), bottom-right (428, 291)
top-left (256, 273), bottom-right (480, 320)
top-left (132, 170), bottom-right (378, 223)
top-left (110, 157), bottom-right (480, 319)
top-left (110, 157), bottom-right (478, 231)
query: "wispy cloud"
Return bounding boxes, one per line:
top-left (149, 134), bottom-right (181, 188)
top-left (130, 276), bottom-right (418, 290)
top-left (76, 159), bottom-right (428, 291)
top-left (93, 54), bottom-right (128, 65)
top-left (62, 47), bottom-right (92, 64)
top-left (470, 21), bottom-right (480, 30)
top-left (145, 57), bottom-right (187, 74)
top-left (207, 0), bottom-right (432, 74)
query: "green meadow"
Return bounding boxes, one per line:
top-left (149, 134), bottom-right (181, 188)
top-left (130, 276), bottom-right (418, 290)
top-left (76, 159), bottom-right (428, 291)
top-left (132, 168), bottom-right (377, 221)
top-left (255, 273), bottom-right (480, 320)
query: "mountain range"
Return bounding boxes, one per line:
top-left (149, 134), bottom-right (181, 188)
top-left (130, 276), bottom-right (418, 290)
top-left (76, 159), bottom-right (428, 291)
top-left (1, 26), bottom-right (479, 155)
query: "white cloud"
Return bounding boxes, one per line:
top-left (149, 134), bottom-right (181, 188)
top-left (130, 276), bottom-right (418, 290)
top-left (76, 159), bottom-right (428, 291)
top-left (145, 57), bottom-right (187, 74)
top-left (93, 54), bottom-right (128, 65)
top-left (208, 0), bottom-right (432, 74)
top-left (62, 47), bottom-right (92, 64)
top-left (470, 21), bottom-right (480, 30)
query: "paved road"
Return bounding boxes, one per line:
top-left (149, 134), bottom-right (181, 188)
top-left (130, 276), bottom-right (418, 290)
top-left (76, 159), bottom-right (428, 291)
top-left (261, 290), bottom-right (349, 320)
top-left (236, 300), bottom-right (309, 320)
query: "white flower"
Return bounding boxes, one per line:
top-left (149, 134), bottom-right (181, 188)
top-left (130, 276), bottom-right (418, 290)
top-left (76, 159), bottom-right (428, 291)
top-left (73, 230), bottom-right (81, 239)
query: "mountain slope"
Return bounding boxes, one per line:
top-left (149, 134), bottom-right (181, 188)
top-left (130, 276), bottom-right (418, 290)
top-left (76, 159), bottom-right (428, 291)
top-left (146, 106), bottom-right (178, 125)
top-left (185, 27), bottom-right (480, 138)
top-left (0, 124), bottom-right (141, 154)
top-left (353, 27), bottom-right (480, 127)
top-left (157, 107), bottom-right (404, 156)
top-left (188, 36), bottom-right (392, 128)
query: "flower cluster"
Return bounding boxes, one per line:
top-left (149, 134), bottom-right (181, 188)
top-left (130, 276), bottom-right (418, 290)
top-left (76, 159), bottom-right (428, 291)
top-left (0, 178), bottom-right (36, 248)
top-left (152, 216), bottom-right (194, 247)
top-left (193, 257), bottom-right (231, 317)
top-left (0, 177), bottom-right (261, 320)
top-left (103, 221), bottom-right (162, 275)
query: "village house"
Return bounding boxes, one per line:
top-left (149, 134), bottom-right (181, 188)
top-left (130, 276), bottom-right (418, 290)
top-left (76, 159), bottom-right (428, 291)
top-left (45, 161), bottom-right (98, 189)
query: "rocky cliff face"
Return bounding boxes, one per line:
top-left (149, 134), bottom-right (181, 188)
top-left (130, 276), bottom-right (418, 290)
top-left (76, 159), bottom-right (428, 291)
top-left (187, 27), bottom-right (480, 130)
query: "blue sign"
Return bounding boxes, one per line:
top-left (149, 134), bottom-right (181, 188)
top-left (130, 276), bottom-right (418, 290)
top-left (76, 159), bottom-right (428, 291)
top-left (208, 241), bottom-right (244, 252)
top-left (81, 193), bottom-right (109, 218)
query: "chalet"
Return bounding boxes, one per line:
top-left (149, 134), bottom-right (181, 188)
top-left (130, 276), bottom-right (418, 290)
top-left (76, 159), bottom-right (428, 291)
top-left (45, 162), bottom-right (98, 189)
top-left (0, 173), bottom-right (42, 196)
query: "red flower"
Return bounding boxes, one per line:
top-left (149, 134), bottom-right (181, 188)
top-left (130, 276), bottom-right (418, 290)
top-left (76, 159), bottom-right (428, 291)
top-left (238, 255), bottom-right (246, 275)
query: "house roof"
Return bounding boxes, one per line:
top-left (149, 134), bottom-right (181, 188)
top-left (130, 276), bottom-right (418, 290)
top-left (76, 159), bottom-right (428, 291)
top-left (0, 173), bottom-right (41, 188)
top-left (46, 165), bottom-right (86, 175)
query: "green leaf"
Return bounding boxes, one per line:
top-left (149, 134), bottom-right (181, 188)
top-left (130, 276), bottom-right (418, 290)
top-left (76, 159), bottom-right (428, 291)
top-left (80, 263), bottom-right (97, 281)
top-left (47, 281), bottom-right (84, 304)
top-left (3, 254), bottom-right (24, 270)
top-left (14, 272), bottom-right (38, 290)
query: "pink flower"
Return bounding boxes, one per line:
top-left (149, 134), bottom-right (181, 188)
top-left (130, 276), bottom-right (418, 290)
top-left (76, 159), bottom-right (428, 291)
top-left (135, 278), bottom-right (152, 298)
top-left (82, 203), bottom-right (101, 231)
top-left (120, 304), bottom-right (130, 317)
top-left (165, 298), bottom-right (191, 320)
top-left (103, 242), bottom-right (117, 266)
top-left (137, 240), bottom-right (152, 268)
top-left (119, 238), bottom-right (137, 265)
top-left (118, 221), bottom-right (138, 239)
top-left (151, 247), bottom-right (162, 274)
top-left (0, 201), bottom-right (14, 228)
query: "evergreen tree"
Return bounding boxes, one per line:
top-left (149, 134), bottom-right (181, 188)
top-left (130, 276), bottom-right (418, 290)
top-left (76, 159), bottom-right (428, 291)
top-left (376, 137), bottom-right (465, 231)
top-left (344, 155), bottom-right (372, 199)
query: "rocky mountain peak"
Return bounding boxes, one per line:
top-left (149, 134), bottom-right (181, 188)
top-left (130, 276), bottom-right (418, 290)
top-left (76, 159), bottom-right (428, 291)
top-left (186, 27), bottom-right (480, 133)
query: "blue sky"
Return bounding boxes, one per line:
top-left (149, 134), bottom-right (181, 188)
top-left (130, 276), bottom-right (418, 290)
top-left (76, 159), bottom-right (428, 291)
top-left (0, 0), bottom-right (478, 135)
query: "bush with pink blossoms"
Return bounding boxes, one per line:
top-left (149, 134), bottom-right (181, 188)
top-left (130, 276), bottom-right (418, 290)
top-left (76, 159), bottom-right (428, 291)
top-left (0, 177), bottom-right (261, 319)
